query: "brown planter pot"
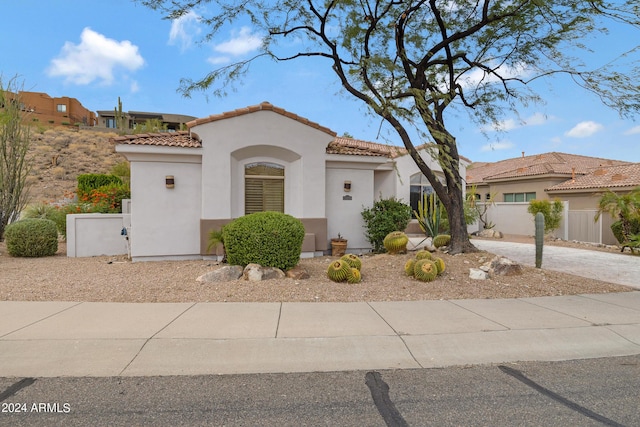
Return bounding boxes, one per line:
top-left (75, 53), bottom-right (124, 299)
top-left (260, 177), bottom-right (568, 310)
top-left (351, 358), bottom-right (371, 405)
top-left (331, 239), bottom-right (348, 257)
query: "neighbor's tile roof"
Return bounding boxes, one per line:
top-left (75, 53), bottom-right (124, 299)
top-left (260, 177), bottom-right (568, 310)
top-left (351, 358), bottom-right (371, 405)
top-left (327, 137), bottom-right (407, 158)
top-left (546, 163), bottom-right (640, 192)
top-left (187, 102), bottom-right (337, 136)
top-left (466, 152), bottom-right (628, 185)
top-left (111, 131), bottom-right (202, 148)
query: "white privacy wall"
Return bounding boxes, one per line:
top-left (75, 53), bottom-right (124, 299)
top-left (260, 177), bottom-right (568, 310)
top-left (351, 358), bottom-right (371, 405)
top-left (66, 213), bottom-right (130, 257)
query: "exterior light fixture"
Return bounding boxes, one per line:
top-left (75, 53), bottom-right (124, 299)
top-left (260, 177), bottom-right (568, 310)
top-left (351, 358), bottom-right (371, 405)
top-left (166, 175), bottom-right (175, 188)
top-left (344, 180), bottom-right (351, 192)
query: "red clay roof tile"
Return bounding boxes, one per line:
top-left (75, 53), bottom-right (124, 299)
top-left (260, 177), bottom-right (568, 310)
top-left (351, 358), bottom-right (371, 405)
top-left (546, 163), bottom-right (640, 191)
top-left (111, 131), bottom-right (202, 148)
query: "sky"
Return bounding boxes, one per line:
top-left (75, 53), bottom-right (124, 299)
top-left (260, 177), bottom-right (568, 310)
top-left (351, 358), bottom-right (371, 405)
top-left (2, 0), bottom-right (639, 164)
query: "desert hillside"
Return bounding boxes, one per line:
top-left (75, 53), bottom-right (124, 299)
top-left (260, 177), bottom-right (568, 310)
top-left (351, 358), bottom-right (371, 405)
top-left (24, 128), bottom-right (126, 204)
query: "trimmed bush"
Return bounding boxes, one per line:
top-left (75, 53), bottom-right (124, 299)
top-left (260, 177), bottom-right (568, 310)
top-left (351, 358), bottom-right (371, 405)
top-left (611, 218), bottom-right (640, 244)
top-left (5, 218), bottom-right (58, 257)
top-left (77, 173), bottom-right (123, 199)
top-left (222, 212), bottom-right (305, 270)
top-left (361, 198), bottom-right (412, 253)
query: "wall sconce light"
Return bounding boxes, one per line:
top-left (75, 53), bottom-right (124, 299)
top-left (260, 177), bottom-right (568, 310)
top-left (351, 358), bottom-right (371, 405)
top-left (344, 180), bottom-right (351, 192)
top-left (166, 175), bottom-right (175, 189)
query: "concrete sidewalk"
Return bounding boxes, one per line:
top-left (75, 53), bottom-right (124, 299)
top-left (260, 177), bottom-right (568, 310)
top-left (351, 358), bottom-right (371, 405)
top-left (471, 239), bottom-right (640, 289)
top-left (1, 293), bottom-right (639, 377)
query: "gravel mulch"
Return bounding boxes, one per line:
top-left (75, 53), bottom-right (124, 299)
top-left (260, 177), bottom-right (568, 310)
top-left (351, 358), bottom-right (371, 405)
top-left (0, 240), bottom-right (632, 303)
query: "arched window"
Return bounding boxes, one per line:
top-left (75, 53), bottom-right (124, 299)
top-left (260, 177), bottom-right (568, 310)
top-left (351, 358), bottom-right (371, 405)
top-left (245, 162), bottom-right (284, 214)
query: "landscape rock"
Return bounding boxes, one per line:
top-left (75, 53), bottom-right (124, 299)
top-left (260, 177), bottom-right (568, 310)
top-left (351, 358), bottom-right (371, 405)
top-left (478, 229), bottom-right (503, 239)
top-left (197, 265), bottom-right (243, 283)
top-left (487, 256), bottom-right (523, 277)
top-left (243, 264), bottom-right (286, 281)
top-left (410, 237), bottom-right (436, 252)
top-left (469, 268), bottom-right (489, 280)
top-left (286, 265), bottom-right (310, 280)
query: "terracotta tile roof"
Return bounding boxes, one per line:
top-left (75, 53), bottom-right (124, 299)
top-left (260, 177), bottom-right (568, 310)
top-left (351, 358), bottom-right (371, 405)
top-left (327, 137), bottom-right (407, 158)
top-left (187, 102), bottom-right (337, 136)
top-left (111, 131), bottom-right (202, 148)
top-left (546, 163), bottom-right (640, 192)
top-left (466, 152), bottom-right (628, 185)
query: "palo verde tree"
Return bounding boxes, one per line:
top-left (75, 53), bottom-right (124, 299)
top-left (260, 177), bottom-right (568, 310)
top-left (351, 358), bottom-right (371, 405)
top-left (0, 77), bottom-right (33, 240)
top-left (140, 0), bottom-right (640, 254)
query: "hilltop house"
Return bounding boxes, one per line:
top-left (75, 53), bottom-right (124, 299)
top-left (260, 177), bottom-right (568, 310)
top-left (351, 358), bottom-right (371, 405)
top-left (113, 102), bottom-right (469, 261)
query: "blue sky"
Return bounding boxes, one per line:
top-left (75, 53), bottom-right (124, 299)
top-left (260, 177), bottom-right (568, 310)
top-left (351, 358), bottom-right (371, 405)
top-left (2, 0), bottom-right (639, 163)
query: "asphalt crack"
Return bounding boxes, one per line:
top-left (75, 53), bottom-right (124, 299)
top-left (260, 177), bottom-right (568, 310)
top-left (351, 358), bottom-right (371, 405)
top-left (365, 371), bottom-right (409, 427)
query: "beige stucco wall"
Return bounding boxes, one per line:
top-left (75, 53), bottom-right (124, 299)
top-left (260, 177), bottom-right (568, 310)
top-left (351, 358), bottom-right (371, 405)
top-left (193, 110), bottom-right (329, 220)
top-left (115, 147), bottom-right (203, 261)
top-left (486, 177), bottom-right (568, 201)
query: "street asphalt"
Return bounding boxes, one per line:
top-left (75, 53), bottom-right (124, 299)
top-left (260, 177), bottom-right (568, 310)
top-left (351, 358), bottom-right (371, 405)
top-left (1, 241), bottom-right (638, 378)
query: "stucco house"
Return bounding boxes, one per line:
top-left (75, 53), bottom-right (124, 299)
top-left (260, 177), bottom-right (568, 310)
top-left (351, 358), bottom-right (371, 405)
top-left (113, 102), bottom-right (469, 262)
top-left (465, 152), bottom-right (638, 244)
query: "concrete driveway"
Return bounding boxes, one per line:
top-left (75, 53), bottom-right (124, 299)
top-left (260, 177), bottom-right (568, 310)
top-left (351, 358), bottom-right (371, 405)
top-left (472, 239), bottom-right (639, 289)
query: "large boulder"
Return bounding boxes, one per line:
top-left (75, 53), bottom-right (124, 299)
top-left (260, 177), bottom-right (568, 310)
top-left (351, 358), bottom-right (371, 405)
top-left (286, 265), bottom-right (310, 280)
top-left (469, 268), bottom-right (489, 280)
top-left (243, 264), bottom-right (286, 281)
top-left (486, 256), bottom-right (523, 277)
top-left (197, 265), bottom-right (244, 283)
top-left (478, 229), bottom-right (503, 239)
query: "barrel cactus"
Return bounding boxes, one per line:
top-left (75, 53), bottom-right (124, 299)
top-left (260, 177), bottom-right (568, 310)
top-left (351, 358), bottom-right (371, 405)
top-left (347, 267), bottom-right (362, 284)
top-left (433, 257), bottom-right (446, 275)
top-left (404, 258), bottom-right (416, 277)
top-left (383, 231), bottom-right (409, 254)
top-left (327, 259), bottom-right (351, 282)
top-left (341, 253), bottom-right (362, 271)
top-left (413, 259), bottom-right (439, 282)
top-left (415, 249), bottom-right (432, 260)
top-left (433, 234), bottom-right (451, 249)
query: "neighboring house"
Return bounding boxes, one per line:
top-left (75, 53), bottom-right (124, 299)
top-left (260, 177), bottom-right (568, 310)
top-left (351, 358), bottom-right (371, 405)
top-left (3, 91), bottom-right (96, 127)
top-left (97, 110), bottom-right (196, 132)
top-left (114, 102), bottom-right (468, 261)
top-left (546, 163), bottom-right (640, 244)
top-left (466, 151), bottom-right (634, 244)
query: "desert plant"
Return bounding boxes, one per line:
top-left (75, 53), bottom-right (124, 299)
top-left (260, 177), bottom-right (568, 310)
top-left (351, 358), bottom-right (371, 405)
top-left (596, 187), bottom-right (640, 242)
top-left (404, 258), bottom-right (416, 277)
top-left (207, 227), bottom-right (226, 260)
top-left (466, 184), bottom-right (496, 229)
top-left (528, 199), bottom-right (564, 234)
top-left (611, 218), bottom-right (640, 245)
top-left (347, 267), bottom-right (362, 283)
top-left (415, 249), bottom-right (433, 260)
top-left (22, 202), bottom-right (66, 236)
top-left (432, 257), bottom-right (446, 275)
top-left (361, 197), bottom-right (412, 253)
top-left (80, 183), bottom-right (130, 213)
top-left (535, 212), bottom-right (544, 268)
top-left (327, 259), bottom-right (351, 282)
top-left (340, 253), bottom-right (362, 271)
top-left (383, 231), bottom-right (409, 254)
top-left (433, 234), bottom-right (451, 248)
top-left (413, 192), bottom-right (445, 238)
top-left (413, 259), bottom-right (439, 282)
top-left (222, 211), bottom-right (305, 270)
top-left (4, 218), bottom-right (58, 257)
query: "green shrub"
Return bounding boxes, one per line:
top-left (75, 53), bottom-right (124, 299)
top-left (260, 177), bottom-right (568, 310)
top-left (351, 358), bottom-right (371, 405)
top-left (222, 212), bottom-right (305, 270)
top-left (361, 197), bottom-right (412, 253)
top-left (5, 218), bottom-right (58, 257)
top-left (77, 173), bottom-right (123, 199)
top-left (527, 199), bottom-right (564, 233)
top-left (22, 202), bottom-right (66, 236)
top-left (81, 183), bottom-right (130, 213)
top-left (611, 218), bottom-right (640, 244)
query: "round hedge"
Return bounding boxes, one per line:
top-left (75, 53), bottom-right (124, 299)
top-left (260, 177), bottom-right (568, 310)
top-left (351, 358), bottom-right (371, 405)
top-left (222, 212), bottom-right (305, 270)
top-left (5, 218), bottom-right (59, 257)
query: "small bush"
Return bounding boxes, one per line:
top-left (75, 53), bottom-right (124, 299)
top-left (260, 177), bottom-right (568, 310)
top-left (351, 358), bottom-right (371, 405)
top-left (5, 218), bottom-right (58, 257)
top-left (361, 198), bottom-right (412, 252)
top-left (77, 173), bottom-right (123, 199)
top-left (222, 212), bottom-right (305, 270)
top-left (527, 199), bottom-right (564, 233)
top-left (80, 183), bottom-right (130, 213)
top-left (611, 218), bottom-right (640, 244)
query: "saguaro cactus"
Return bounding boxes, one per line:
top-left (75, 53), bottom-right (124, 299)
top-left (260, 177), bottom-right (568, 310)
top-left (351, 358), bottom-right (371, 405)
top-left (535, 212), bottom-right (544, 268)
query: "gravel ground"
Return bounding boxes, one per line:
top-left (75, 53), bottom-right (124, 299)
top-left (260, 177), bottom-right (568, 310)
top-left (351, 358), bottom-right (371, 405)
top-left (0, 239), bottom-right (632, 303)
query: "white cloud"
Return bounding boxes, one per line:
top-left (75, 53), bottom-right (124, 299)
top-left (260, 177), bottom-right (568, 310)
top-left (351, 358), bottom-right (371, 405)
top-left (483, 112), bottom-right (548, 132)
top-left (565, 121), bottom-right (604, 138)
top-left (208, 26), bottom-right (263, 63)
top-left (130, 81), bottom-right (140, 93)
top-left (481, 141), bottom-right (514, 152)
top-left (460, 62), bottom-right (533, 89)
top-left (47, 27), bottom-right (144, 85)
top-left (624, 125), bottom-right (640, 135)
top-left (168, 10), bottom-right (201, 51)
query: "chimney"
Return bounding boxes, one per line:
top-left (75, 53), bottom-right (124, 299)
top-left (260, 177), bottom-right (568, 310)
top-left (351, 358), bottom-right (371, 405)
top-left (571, 167), bottom-right (575, 183)
top-left (522, 151), bottom-right (525, 158)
